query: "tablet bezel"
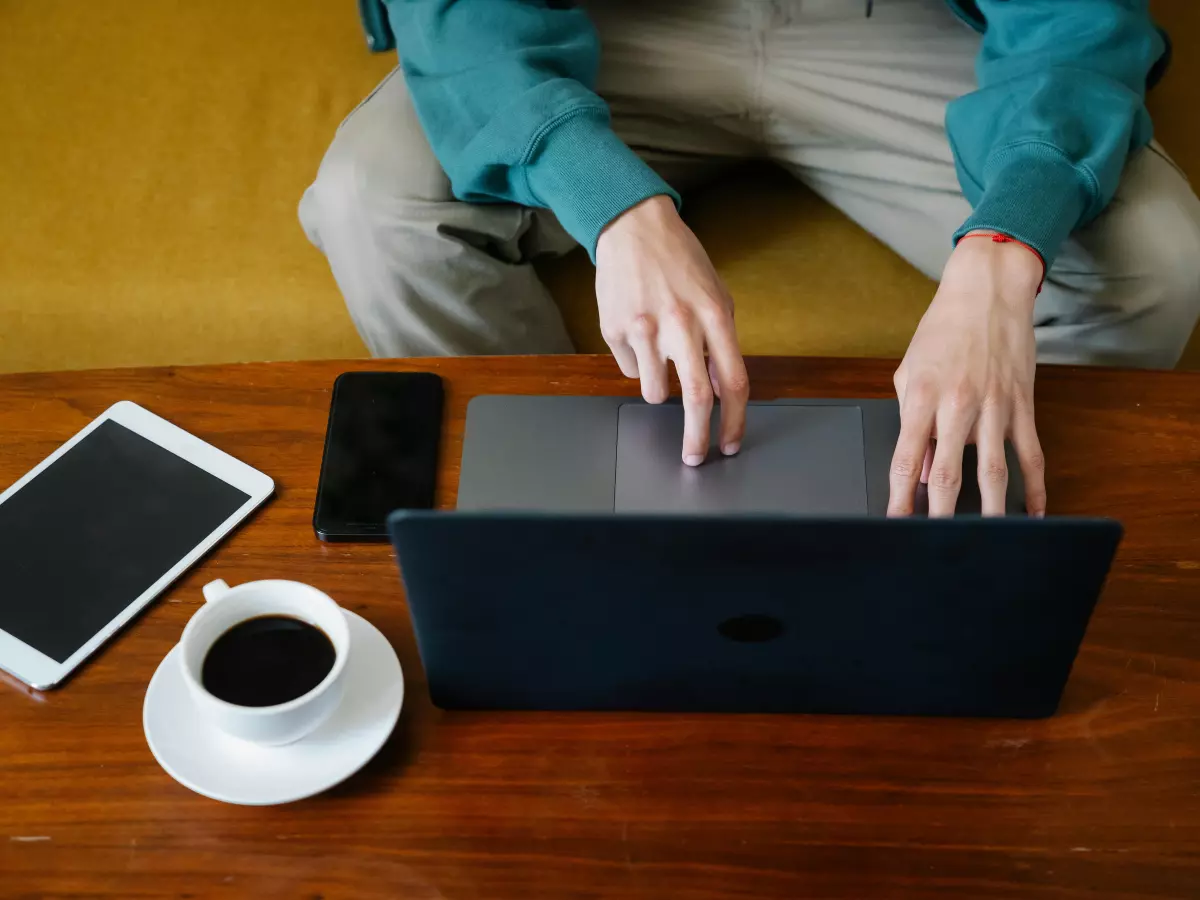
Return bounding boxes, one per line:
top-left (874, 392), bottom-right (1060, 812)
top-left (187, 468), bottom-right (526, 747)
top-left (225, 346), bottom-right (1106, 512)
top-left (0, 401), bottom-right (274, 689)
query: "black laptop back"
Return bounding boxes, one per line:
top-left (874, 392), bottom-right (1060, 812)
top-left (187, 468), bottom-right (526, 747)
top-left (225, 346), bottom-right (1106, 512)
top-left (389, 513), bottom-right (1121, 718)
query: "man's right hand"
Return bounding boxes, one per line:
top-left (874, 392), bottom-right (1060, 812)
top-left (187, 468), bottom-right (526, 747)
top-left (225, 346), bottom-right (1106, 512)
top-left (594, 195), bottom-right (749, 465)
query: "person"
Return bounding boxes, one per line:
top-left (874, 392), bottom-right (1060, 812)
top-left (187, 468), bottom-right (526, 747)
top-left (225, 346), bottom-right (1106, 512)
top-left (300, 0), bottom-right (1200, 518)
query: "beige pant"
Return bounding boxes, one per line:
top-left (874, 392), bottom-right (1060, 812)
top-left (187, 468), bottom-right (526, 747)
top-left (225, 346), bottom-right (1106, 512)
top-left (300, 0), bottom-right (1200, 367)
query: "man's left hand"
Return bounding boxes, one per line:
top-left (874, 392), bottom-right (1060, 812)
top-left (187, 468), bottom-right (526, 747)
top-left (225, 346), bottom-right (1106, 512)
top-left (887, 232), bottom-right (1048, 518)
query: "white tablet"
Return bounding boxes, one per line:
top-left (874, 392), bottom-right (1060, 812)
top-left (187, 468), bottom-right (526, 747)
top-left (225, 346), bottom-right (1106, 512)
top-left (0, 401), bottom-right (274, 689)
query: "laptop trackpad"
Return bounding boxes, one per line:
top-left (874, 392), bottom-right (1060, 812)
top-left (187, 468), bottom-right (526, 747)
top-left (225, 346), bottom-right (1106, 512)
top-left (614, 404), bottom-right (868, 514)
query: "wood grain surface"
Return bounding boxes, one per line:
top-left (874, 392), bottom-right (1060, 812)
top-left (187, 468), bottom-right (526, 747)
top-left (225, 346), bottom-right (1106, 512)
top-left (0, 355), bottom-right (1198, 899)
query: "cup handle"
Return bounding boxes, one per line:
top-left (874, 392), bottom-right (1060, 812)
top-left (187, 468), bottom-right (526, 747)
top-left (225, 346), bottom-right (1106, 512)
top-left (202, 579), bottom-right (231, 604)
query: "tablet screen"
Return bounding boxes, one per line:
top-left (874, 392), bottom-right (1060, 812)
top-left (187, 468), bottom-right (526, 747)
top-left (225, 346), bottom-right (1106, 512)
top-left (0, 420), bottom-right (250, 662)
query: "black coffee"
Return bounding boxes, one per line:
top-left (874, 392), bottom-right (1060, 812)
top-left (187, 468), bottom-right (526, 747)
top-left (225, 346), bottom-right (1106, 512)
top-left (201, 615), bottom-right (336, 707)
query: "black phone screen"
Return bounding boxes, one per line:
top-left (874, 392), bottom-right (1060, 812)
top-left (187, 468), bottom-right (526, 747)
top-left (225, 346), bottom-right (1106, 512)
top-left (313, 372), bottom-right (443, 541)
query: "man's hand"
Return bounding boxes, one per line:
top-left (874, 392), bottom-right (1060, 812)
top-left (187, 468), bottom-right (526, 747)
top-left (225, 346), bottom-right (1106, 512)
top-left (595, 195), bottom-right (749, 465)
top-left (888, 233), bottom-right (1048, 518)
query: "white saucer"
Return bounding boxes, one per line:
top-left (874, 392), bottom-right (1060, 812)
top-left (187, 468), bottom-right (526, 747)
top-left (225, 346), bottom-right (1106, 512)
top-left (143, 609), bottom-right (403, 805)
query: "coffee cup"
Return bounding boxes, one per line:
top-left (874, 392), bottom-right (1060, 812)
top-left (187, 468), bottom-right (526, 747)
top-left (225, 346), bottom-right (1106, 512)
top-left (179, 579), bottom-right (351, 746)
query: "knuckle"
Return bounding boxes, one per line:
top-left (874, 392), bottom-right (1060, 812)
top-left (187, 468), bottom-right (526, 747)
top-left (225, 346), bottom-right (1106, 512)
top-left (981, 460), bottom-right (1009, 485)
top-left (1012, 389), bottom-right (1035, 413)
top-left (890, 457), bottom-right (920, 481)
top-left (930, 466), bottom-right (962, 492)
top-left (979, 390), bottom-right (1007, 413)
top-left (682, 378), bottom-right (712, 405)
top-left (905, 379), bottom-right (937, 410)
top-left (697, 297), bottom-right (733, 328)
top-left (1025, 449), bottom-right (1047, 474)
top-left (723, 371), bottom-right (750, 399)
top-left (663, 304), bottom-right (694, 332)
top-left (628, 314), bottom-right (657, 342)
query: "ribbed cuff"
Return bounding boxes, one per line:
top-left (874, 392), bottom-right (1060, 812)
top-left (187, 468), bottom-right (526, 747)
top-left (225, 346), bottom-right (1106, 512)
top-left (524, 109), bottom-right (681, 261)
top-left (953, 143), bottom-right (1094, 269)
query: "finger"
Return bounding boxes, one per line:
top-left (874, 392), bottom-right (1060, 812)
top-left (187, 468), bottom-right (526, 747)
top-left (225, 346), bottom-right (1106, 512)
top-left (892, 364), bottom-right (908, 407)
top-left (1010, 405), bottom-right (1048, 518)
top-left (702, 305), bottom-right (749, 455)
top-left (626, 317), bottom-right (668, 404)
top-left (926, 409), bottom-right (973, 518)
top-left (607, 339), bottom-right (639, 380)
top-left (920, 440), bottom-right (934, 484)
top-left (888, 393), bottom-right (936, 517)
top-left (975, 405), bottom-right (1010, 517)
top-left (667, 330), bottom-right (714, 466)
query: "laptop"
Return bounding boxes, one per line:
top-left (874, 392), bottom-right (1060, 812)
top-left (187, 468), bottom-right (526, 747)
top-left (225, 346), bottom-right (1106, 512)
top-left (387, 396), bottom-right (1122, 718)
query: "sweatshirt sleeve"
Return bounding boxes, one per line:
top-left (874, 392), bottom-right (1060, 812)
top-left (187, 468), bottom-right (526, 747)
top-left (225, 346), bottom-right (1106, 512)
top-left (382, 0), bottom-right (679, 259)
top-left (946, 0), bottom-right (1164, 266)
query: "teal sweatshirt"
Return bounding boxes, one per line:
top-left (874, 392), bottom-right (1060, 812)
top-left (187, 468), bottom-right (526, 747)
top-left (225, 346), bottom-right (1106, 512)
top-left (374, 0), bottom-right (1167, 267)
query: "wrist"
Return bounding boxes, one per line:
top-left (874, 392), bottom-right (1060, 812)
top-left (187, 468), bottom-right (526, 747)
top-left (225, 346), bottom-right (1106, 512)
top-left (953, 231), bottom-right (1044, 309)
top-left (596, 194), bottom-right (678, 259)
top-left (601, 194), bottom-right (676, 234)
top-left (959, 231), bottom-right (1045, 289)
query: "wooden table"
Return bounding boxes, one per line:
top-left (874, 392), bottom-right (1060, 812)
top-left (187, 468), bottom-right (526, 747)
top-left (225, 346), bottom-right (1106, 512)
top-left (1, 356), bottom-right (1198, 899)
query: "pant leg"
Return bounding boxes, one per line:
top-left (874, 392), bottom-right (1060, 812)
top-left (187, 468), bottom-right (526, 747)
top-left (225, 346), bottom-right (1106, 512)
top-left (762, 0), bottom-right (1200, 368)
top-left (300, 1), bottom-right (757, 359)
top-left (1035, 145), bottom-right (1200, 368)
top-left (299, 67), bottom-right (576, 358)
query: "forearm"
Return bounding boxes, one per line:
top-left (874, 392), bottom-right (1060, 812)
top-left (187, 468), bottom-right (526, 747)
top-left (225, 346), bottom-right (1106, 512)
top-left (946, 0), bottom-right (1164, 265)
top-left (383, 0), bottom-right (677, 257)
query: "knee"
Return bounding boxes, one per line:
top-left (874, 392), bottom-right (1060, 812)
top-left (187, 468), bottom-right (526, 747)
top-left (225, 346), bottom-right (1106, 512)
top-left (301, 131), bottom-right (426, 238)
top-left (1094, 156), bottom-right (1200, 367)
top-left (1130, 195), bottom-right (1200, 365)
top-left (299, 74), bottom-right (449, 243)
top-left (300, 131), bottom-right (371, 241)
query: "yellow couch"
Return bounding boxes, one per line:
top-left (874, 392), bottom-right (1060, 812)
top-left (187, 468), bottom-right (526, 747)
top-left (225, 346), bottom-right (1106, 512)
top-left (2, 1), bottom-right (1197, 375)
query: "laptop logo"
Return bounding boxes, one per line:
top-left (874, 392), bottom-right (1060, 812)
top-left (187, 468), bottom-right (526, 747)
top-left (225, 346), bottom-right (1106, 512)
top-left (718, 614), bottom-right (785, 643)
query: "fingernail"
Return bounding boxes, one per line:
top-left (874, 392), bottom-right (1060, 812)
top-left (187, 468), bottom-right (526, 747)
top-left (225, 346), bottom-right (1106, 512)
top-left (684, 454), bottom-right (705, 467)
top-left (1034, 509), bottom-right (1046, 519)
top-left (721, 442), bottom-right (740, 456)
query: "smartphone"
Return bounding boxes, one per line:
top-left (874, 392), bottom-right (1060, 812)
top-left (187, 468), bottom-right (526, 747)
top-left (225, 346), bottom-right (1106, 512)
top-left (313, 372), bottom-right (444, 542)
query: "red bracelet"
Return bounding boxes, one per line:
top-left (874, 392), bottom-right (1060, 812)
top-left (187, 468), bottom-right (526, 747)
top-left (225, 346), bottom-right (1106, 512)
top-left (958, 232), bottom-right (1046, 294)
